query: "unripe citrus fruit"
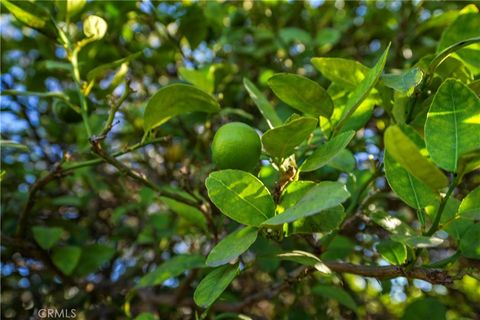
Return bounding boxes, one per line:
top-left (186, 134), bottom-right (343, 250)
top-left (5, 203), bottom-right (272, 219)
top-left (211, 122), bottom-right (261, 171)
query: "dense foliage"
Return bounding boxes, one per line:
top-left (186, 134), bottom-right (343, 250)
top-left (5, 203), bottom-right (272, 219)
top-left (1, 1), bottom-right (480, 319)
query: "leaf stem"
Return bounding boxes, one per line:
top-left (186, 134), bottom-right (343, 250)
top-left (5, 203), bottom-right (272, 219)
top-left (69, 48), bottom-right (92, 137)
top-left (425, 178), bottom-right (456, 236)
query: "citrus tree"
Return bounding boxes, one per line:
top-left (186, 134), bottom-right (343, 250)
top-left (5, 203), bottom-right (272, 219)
top-left (1, 1), bottom-right (480, 319)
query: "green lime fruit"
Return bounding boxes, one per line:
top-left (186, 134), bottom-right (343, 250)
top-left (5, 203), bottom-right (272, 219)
top-left (211, 122), bottom-right (261, 171)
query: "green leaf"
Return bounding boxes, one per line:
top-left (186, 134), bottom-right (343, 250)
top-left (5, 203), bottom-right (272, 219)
top-left (437, 11), bottom-right (480, 73)
top-left (137, 254), bottom-right (205, 288)
top-left (315, 28), bottom-right (341, 48)
top-left (384, 125), bottom-right (448, 190)
top-left (194, 264), bottom-right (239, 308)
top-left (382, 68), bottom-right (423, 94)
top-left (327, 149), bottom-right (356, 172)
top-left (143, 84), bottom-right (220, 132)
top-left (300, 130), bottom-right (355, 172)
top-left (32, 226), bottom-right (64, 250)
top-left (206, 227), bottom-right (258, 267)
top-left (261, 116), bottom-right (317, 158)
top-left (334, 44), bottom-right (390, 132)
top-left (83, 15), bottom-right (108, 40)
top-left (425, 79), bottom-right (480, 172)
top-left (0, 140), bottom-right (29, 151)
top-left (279, 181), bottom-right (345, 235)
top-left (391, 234), bottom-right (444, 248)
top-left (262, 181), bottom-right (350, 225)
top-left (279, 27), bottom-right (312, 44)
top-left (268, 73), bottom-right (333, 118)
top-left (277, 250), bottom-right (331, 273)
top-left (160, 196), bottom-right (208, 232)
top-left (459, 186), bottom-right (480, 220)
top-left (56, 0), bottom-right (86, 20)
top-left (321, 83), bottom-right (378, 135)
top-left (206, 170), bottom-right (275, 226)
top-left (134, 313), bottom-right (158, 320)
top-left (401, 298), bottom-right (446, 320)
top-left (87, 52), bottom-right (142, 82)
top-left (178, 66), bottom-right (215, 94)
top-left (52, 246), bottom-right (82, 275)
top-left (179, 5), bottom-right (207, 49)
top-left (460, 224), bottom-right (480, 259)
top-left (370, 211), bottom-right (415, 236)
top-left (2, 0), bottom-right (54, 34)
top-left (243, 78), bottom-right (283, 129)
top-left (311, 58), bottom-right (369, 90)
top-left (313, 285), bottom-right (358, 311)
top-left (384, 151), bottom-right (439, 210)
top-left (75, 244), bottom-right (115, 277)
top-left (321, 235), bottom-right (355, 260)
top-left (376, 239), bottom-right (407, 265)
top-left (291, 206), bottom-right (345, 234)
top-left (278, 181), bottom-right (315, 212)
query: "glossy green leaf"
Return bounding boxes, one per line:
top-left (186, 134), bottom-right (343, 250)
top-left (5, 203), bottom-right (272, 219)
top-left (300, 130), bottom-right (355, 172)
top-left (311, 57), bottom-right (369, 89)
top-left (243, 78), bottom-right (282, 129)
top-left (376, 239), bottom-right (407, 265)
top-left (327, 149), bottom-right (356, 172)
top-left (32, 226), bottom-right (64, 250)
top-left (384, 151), bottom-right (439, 210)
top-left (206, 227), bottom-right (258, 267)
top-left (385, 125), bottom-right (448, 190)
top-left (178, 66), bottom-right (215, 94)
top-left (370, 211), bottom-right (415, 235)
top-left (137, 254), bottom-right (205, 288)
top-left (206, 170), bottom-right (275, 226)
top-left (75, 244), bottom-right (115, 277)
top-left (334, 44), bottom-right (390, 132)
top-left (382, 68), bottom-right (423, 94)
top-left (261, 116), bottom-right (317, 158)
top-left (194, 264), bottom-right (239, 308)
top-left (56, 0), bottom-right (86, 20)
top-left (52, 246), bottom-right (81, 275)
top-left (292, 206), bottom-right (345, 234)
top-left (278, 181), bottom-right (315, 212)
top-left (425, 79), bottom-right (480, 172)
top-left (87, 52), bottom-right (142, 82)
top-left (402, 298), bottom-right (446, 320)
top-left (391, 234), bottom-right (443, 248)
top-left (144, 84), bottom-right (220, 132)
top-left (277, 250), bottom-right (331, 273)
top-left (278, 181), bottom-right (346, 234)
top-left (160, 196), bottom-right (208, 232)
top-left (2, 0), bottom-right (53, 33)
top-left (459, 186), bottom-right (480, 220)
top-left (262, 181), bottom-right (350, 225)
top-left (268, 73), bottom-right (333, 118)
top-left (313, 285), bottom-right (358, 311)
top-left (460, 224), bottom-right (480, 259)
top-left (321, 83), bottom-right (378, 134)
top-left (437, 11), bottom-right (480, 73)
